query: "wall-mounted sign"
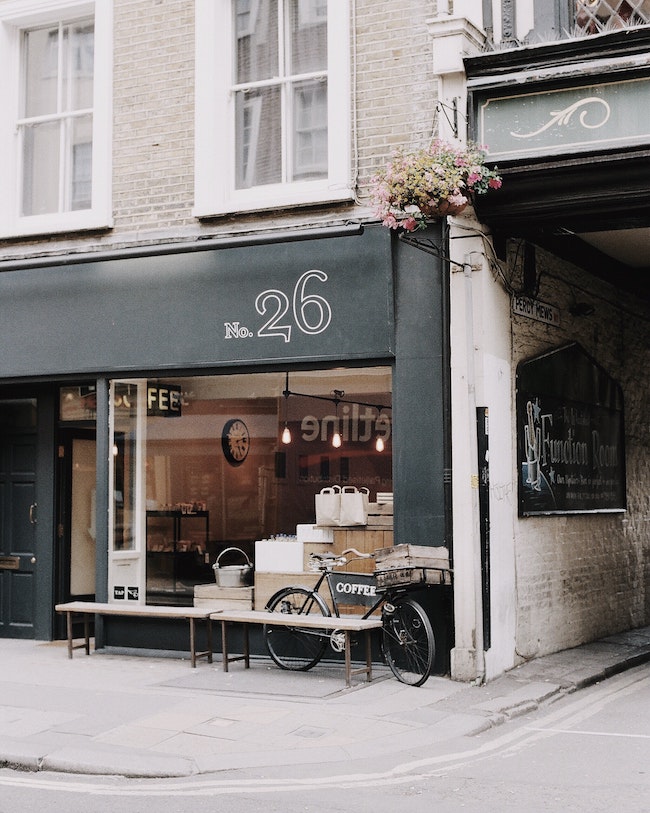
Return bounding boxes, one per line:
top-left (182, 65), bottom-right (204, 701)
top-left (517, 343), bottom-right (626, 516)
top-left (512, 295), bottom-right (560, 326)
top-left (0, 227), bottom-right (394, 378)
top-left (147, 384), bottom-right (182, 417)
top-left (477, 76), bottom-right (650, 161)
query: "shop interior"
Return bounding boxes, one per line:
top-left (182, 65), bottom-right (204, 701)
top-left (59, 367), bottom-right (392, 606)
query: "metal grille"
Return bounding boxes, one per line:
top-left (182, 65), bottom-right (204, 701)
top-left (576, 0), bottom-right (650, 34)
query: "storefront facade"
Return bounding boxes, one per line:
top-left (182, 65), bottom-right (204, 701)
top-left (432, 4), bottom-right (650, 681)
top-left (0, 224), bottom-right (454, 657)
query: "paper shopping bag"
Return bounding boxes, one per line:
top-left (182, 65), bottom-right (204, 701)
top-left (315, 485), bottom-right (341, 526)
top-left (339, 486), bottom-right (369, 526)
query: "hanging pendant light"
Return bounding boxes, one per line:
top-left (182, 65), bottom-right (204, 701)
top-left (374, 408), bottom-right (388, 451)
top-left (281, 372), bottom-right (292, 444)
top-left (331, 390), bottom-right (344, 448)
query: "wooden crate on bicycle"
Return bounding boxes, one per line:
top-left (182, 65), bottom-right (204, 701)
top-left (374, 544), bottom-right (451, 588)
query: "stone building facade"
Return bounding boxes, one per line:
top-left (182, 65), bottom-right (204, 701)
top-left (0, 0), bottom-right (647, 684)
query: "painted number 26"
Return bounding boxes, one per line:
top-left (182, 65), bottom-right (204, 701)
top-left (255, 270), bottom-right (332, 343)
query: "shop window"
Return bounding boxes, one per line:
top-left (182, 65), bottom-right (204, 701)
top-left (575, 0), bottom-right (650, 32)
top-left (529, 0), bottom-right (650, 40)
top-left (0, 1), bottom-right (112, 238)
top-left (108, 369), bottom-right (392, 605)
top-left (194, 0), bottom-right (352, 218)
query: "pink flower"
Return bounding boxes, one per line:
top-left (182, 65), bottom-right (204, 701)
top-left (488, 177), bottom-right (502, 189)
top-left (402, 217), bottom-right (418, 231)
top-left (448, 192), bottom-right (468, 207)
top-left (467, 171), bottom-right (481, 185)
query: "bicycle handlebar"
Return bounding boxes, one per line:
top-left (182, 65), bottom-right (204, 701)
top-left (309, 547), bottom-right (374, 572)
top-left (341, 547), bottom-right (373, 559)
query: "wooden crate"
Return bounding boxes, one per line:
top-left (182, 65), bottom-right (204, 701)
top-left (194, 584), bottom-right (253, 611)
top-left (332, 528), bottom-right (394, 573)
top-left (374, 543), bottom-right (450, 571)
top-left (303, 542), bottom-right (333, 570)
top-left (375, 567), bottom-right (452, 589)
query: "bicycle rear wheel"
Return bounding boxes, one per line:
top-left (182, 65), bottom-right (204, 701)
top-left (382, 597), bottom-right (435, 686)
top-left (264, 587), bottom-right (331, 671)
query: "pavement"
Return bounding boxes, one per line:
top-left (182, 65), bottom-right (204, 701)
top-left (1, 625), bottom-right (650, 780)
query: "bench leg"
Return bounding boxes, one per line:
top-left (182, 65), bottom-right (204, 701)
top-left (221, 620), bottom-right (229, 672)
top-left (189, 617), bottom-right (197, 667)
top-left (66, 612), bottom-right (73, 659)
top-left (365, 629), bottom-right (373, 682)
top-left (207, 618), bottom-right (213, 664)
top-left (65, 612), bottom-right (91, 658)
top-left (243, 624), bottom-right (250, 668)
top-left (220, 620), bottom-right (250, 672)
top-left (344, 631), bottom-right (352, 688)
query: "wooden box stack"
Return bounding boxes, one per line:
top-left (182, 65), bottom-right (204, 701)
top-left (253, 570), bottom-right (329, 611)
top-left (332, 528), bottom-right (394, 573)
top-left (366, 492), bottom-right (394, 527)
top-left (194, 584), bottom-right (254, 611)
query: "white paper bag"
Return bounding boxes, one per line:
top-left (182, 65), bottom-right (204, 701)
top-left (339, 486), bottom-right (369, 526)
top-left (315, 485), bottom-right (341, 526)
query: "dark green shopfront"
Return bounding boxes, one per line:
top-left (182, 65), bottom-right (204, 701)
top-left (0, 224), bottom-right (453, 665)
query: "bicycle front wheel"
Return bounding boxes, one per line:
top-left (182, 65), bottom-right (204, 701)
top-left (382, 597), bottom-right (435, 686)
top-left (264, 587), bottom-right (331, 671)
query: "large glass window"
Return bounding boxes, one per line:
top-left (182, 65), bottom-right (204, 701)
top-left (233, 0), bottom-right (328, 188)
top-left (0, 1), bottom-right (112, 238)
top-left (20, 20), bottom-right (94, 216)
top-left (194, 0), bottom-right (351, 217)
top-left (109, 368), bottom-right (392, 605)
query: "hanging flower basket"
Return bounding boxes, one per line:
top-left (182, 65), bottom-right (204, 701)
top-left (370, 140), bottom-right (503, 232)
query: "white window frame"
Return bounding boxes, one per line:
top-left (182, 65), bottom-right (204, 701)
top-left (0, 0), bottom-right (112, 239)
top-left (194, 0), bottom-right (352, 218)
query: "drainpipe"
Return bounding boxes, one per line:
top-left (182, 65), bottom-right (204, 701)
top-left (463, 255), bottom-right (485, 683)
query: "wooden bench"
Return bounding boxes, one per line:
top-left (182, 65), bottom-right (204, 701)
top-left (54, 601), bottom-right (215, 668)
top-left (213, 609), bottom-right (383, 688)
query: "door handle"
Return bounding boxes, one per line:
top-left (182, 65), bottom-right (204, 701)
top-left (29, 502), bottom-right (37, 525)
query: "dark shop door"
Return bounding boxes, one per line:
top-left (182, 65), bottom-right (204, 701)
top-left (0, 398), bottom-right (38, 638)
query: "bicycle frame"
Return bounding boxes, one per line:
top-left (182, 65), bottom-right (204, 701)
top-left (265, 561), bottom-right (437, 686)
top-left (298, 568), bottom-right (410, 620)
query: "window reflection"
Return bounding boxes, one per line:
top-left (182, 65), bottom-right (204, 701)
top-left (111, 369), bottom-right (392, 605)
top-left (575, 0), bottom-right (650, 34)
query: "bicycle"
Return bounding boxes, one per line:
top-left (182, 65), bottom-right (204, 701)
top-left (263, 548), bottom-right (437, 687)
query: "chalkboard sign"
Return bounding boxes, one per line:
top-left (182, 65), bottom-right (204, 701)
top-left (516, 344), bottom-right (626, 516)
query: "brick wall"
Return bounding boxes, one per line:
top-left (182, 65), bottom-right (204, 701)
top-left (112, 0), bottom-right (195, 232)
top-left (508, 242), bottom-right (650, 659)
top-left (354, 1), bottom-right (438, 205)
top-left (109, 0), bottom-right (439, 239)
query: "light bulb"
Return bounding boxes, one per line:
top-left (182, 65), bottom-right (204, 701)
top-left (281, 425), bottom-right (292, 444)
top-left (375, 435), bottom-right (385, 452)
top-left (332, 431), bottom-right (342, 448)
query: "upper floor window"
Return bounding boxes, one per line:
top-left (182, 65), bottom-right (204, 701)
top-left (575, 0), bottom-right (650, 33)
top-left (0, 1), bottom-right (112, 238)
top-left (195, 0), bottom-right (351, 218)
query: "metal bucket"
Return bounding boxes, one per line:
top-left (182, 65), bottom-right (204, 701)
top-left (212, 547), bottom-right (253, 588)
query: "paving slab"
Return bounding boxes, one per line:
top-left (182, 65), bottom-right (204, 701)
top-left (0, 627), bottom-right (648, 779)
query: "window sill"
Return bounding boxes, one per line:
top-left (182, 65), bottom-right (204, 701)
top-left (0, 211), bottom-right (113, 241)
top-left (193, 185), bottom-right (354, 221)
